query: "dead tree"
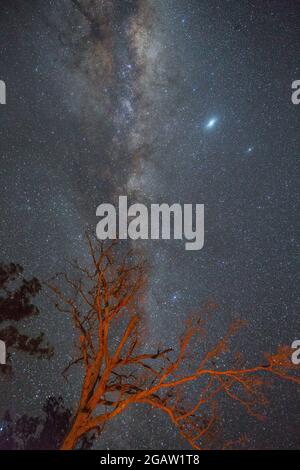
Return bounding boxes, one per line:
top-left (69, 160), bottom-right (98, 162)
top-left (46, 238), bottom-right (300, 450)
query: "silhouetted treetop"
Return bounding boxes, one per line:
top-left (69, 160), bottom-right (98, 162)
top-left (0, 262), bottom-right (53, 374)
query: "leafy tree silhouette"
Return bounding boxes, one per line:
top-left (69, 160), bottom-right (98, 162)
top-left (0, 396), bottom-right (72, 450)
top-left (0, 262), bottom-right (53, 374)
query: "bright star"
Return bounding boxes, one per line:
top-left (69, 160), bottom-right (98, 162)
top-left (246, 146), bottom-right (254, 153)
top-left (171, 292), bottom-right (180, 302)
top-left (205, 117), bottom-right (218, 130)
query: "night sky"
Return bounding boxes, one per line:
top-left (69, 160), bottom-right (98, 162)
top-left (0, 0), bottom-right (299, 449)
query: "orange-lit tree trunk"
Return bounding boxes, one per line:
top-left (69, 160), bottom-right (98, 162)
top-left (61, 413), bottom-right (86, 450)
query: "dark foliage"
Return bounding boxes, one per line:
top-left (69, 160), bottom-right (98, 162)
top-left (0, 396), bottom-right (99, 450)
top-left (0, 396), bottom-right (72, 450)
top-left (0, 262), bottom-right (53, 374)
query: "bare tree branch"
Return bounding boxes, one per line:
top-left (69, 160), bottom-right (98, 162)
top-left (45, 237), bottom-right (300, 450)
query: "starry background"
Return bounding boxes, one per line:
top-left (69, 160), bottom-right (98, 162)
top-left (0, 0), bottom-right (299, 449)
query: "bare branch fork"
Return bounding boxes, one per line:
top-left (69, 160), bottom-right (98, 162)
top-left (45, 236), bottom-right (300, 450)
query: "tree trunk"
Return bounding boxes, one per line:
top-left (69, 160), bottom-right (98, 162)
top-left (60, 412), bottom-right (87, 450)
top-left (60, 430), bottom-right (79, 450)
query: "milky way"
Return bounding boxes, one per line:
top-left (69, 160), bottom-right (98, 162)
top-left (0, 0), bottom-right (299, 449)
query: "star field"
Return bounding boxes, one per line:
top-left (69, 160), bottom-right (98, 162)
top-left (0, 0), bottom-right (299, 450)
